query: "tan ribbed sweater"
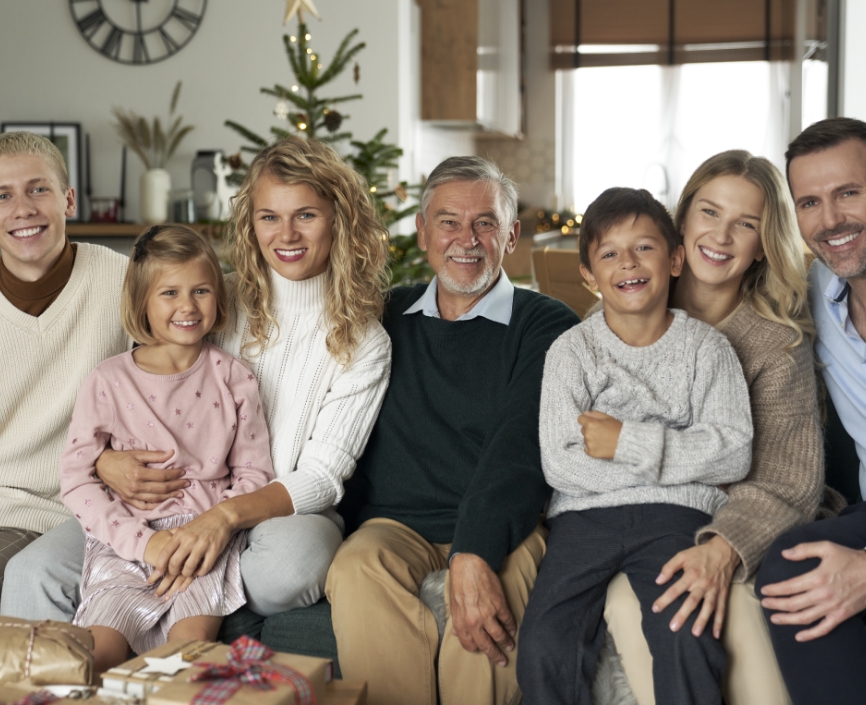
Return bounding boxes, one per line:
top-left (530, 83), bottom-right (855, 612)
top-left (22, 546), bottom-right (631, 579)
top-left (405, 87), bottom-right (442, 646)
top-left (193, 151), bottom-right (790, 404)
top-left (0, 243), bottom-right (129, 534)
top-left (695, 302), bottom-right (824, 581)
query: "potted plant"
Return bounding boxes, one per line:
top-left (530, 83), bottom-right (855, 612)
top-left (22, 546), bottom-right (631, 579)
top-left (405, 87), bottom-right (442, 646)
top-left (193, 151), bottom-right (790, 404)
top-left (112, 82), bottom-right (194, 224)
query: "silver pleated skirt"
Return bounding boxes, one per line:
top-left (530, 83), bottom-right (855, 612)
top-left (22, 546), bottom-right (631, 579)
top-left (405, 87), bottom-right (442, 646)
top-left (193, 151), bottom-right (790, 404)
top-left (74, 514), bottom-right (246, 655)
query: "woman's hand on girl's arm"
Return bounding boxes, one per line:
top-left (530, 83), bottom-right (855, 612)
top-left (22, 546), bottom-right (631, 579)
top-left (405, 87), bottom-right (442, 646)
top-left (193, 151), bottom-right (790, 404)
top-left (96, 448), bottom-right (187, 510)
top-left (652, 535), bottom-right (741, 639)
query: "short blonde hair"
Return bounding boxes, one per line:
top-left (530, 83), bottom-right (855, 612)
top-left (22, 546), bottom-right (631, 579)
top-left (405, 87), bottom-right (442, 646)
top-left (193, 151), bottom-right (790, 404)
top-left (676, 150), bottom-right (814, 347)
top-left (122, 225), bottom-right (228, 345)
top-left (229, 136), bottom-right (389, 364)
top-left (0, 132), bottom-right (69, 190)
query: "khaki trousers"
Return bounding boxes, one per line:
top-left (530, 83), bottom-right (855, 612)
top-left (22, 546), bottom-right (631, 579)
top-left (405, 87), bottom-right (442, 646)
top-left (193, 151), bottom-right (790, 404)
top-left (604, 572), bottom-right (791, 705)
top-left (325, 518), bottom-right (547, 705)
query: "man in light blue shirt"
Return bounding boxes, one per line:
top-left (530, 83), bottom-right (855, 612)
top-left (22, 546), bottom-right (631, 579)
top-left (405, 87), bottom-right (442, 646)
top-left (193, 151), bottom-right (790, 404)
top-left (756, 117), bottom-right (866, 705)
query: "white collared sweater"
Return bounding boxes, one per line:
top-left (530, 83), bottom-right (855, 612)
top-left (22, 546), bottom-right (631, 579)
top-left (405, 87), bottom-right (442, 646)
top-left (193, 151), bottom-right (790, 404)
top-left (213, 271), bottom-right (391, 522)
top-left (0, 243), bottom-right (129, 533)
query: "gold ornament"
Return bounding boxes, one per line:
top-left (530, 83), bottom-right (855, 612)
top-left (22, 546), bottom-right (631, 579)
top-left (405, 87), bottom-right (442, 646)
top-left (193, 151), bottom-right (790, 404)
top-left (283, 0), bottom-right (321, 25)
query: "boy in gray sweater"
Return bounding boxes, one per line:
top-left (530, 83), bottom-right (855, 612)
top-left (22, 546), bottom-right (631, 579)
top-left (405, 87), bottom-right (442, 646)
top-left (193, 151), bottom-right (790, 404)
top-left (517, 188), bottom-right (753, 705)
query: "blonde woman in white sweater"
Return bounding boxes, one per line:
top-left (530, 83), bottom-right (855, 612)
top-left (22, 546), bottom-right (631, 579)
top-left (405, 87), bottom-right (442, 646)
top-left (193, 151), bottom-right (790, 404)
top-left (13, 137), bottom-right (392, 619)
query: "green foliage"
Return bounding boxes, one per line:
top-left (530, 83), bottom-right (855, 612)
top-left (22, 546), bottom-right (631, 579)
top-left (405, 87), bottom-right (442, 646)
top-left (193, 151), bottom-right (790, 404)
top-left (224, 22), bottom-right (433, 287)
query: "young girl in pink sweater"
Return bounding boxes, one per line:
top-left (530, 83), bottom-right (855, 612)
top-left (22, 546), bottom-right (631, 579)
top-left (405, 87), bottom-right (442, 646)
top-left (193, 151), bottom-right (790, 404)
top-left (59, 225), bottom-right (274, 671)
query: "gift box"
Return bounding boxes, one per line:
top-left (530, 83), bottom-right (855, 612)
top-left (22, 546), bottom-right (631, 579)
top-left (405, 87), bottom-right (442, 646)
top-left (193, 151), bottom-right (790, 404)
top-left (100, 640), bottom-right (207, 698)
top-left (0, 684), bottom-right (134, 705)
top-left (0, 619), bottom-right (93, 686)
top-left (102, 638), bottom-right (332, 705)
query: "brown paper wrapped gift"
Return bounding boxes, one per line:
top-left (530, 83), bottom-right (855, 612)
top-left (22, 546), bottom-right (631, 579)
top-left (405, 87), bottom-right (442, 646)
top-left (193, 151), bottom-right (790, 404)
top-left (0, 684), bottom-right (133, 705)
top-left (102, 638), bottom-right (331, 705)
top-left (100, 640), bottom-right (206, 698)
top-left (0, 619), bottom-right (93, 686)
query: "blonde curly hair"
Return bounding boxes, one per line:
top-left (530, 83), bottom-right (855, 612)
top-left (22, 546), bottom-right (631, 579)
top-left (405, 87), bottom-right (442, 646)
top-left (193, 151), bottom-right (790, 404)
top-left (675, 149), bottom-right (814, 347)
top-left (229, 136), bottom-right (389, 364)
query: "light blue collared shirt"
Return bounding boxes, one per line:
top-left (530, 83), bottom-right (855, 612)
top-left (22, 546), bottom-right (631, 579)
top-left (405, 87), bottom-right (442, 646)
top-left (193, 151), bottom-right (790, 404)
top-left (403, 268), bottom-right (515, 325)
top-left (810, 260), bottom-right (866, 498)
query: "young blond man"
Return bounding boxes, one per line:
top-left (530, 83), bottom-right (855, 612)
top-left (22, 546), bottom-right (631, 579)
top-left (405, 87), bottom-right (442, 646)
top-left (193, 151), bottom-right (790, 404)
top-left (0, 132), bottom-right (130, 608)
top-left (517, 188), bottom-right (753, 705)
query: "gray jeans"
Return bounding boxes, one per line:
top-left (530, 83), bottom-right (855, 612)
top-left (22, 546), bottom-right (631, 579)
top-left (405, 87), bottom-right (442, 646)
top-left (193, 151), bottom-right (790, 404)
top-left (0, 513), bottom-right (342, 621)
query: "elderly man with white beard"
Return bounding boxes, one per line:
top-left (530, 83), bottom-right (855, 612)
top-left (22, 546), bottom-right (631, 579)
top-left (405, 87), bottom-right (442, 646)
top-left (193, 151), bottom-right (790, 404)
top-left (327, 156), bottom-right (579, 705)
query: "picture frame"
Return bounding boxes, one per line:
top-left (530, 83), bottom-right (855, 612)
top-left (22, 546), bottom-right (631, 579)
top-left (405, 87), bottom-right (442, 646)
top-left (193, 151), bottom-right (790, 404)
top-left (1, 122), bottom-right (83, 221)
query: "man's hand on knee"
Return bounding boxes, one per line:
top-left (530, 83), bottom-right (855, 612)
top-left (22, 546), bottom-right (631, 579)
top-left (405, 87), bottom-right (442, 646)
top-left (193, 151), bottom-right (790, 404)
top-left (448, 553), bottom-right (516, 667)
top-left (760, 540), bottom-right (866, 641)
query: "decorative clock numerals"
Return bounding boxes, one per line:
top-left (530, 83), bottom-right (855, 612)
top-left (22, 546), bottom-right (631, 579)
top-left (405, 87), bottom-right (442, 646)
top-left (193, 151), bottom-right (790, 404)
top-left (69, 0), bottom-right (207, 65)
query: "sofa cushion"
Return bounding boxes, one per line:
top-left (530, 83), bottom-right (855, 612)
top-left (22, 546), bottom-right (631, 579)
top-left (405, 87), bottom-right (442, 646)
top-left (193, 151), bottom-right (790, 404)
top-left (219, 599), bottom-right (341, 678)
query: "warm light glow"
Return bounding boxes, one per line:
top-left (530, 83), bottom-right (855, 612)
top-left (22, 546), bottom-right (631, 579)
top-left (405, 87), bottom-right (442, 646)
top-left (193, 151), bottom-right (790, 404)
top-left (298, 122), bottom-right (307, 130)
top-left (305, 33), bottom-right (312, 40)
top-left (370, 186), bottom-right (378, 193)
top-left (311, 54), bottom-right (317, 61)
top-left (290, 36), bottom-right (297, 42)
top-left (537, 210), bottom-right (544, 218)
top-left (567, 219), bottom-right (574, 226)
top-left (318, 63), bottom-right (322, 69)
top-left (552, 213), bottom-right (560, 222)
top-left (291, 85), bottom-right (299, 92)
top-left (561, 225), bottom-right (569, 233)
top-left (306, 48), bottom-right (312, 54)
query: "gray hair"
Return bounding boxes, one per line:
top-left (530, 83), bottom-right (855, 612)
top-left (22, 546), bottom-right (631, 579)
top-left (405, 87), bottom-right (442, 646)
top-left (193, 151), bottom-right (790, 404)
top-left (420, 156), bottom-right (518, 225)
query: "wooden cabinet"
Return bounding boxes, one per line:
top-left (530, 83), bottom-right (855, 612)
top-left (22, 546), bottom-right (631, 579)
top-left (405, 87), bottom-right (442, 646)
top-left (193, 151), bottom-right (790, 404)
top-left (419, 0), bottom-right (521, 135)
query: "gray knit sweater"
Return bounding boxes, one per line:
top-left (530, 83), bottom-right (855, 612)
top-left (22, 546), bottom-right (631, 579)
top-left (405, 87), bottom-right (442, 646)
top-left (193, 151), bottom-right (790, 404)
top-left (541, 309), bottom-right (753, 519)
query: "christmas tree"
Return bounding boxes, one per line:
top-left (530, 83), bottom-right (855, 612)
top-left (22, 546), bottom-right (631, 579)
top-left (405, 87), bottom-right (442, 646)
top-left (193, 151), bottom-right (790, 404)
top-left (225, 22), bottom-right (433, 286)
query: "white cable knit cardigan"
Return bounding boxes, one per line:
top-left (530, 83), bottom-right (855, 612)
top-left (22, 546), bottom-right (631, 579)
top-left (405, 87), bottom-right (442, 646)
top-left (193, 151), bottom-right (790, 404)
top-left (213, 271), bottom-right (391, 522)
top-left (0, 243), bottom-right (129, 533)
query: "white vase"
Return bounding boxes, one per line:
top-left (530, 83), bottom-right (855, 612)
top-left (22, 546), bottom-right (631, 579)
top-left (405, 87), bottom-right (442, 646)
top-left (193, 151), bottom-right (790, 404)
top-left (140, 168), bottom-right (171, 224)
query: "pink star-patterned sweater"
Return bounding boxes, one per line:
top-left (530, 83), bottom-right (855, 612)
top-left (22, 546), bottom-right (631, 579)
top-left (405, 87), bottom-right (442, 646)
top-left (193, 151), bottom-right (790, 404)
top-left (59, 342), bottom-right (274, 562)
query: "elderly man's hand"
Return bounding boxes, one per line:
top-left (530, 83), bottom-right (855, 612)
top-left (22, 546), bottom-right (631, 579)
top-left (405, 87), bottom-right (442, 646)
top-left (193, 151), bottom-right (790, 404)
top-left (578, 411), bottom-right (622, 459)
top-left (449, 552), bottom-right (516, 666)
top-left (96, 447), bottom-right (188, 510)
top-left (760, 541), bottom-right (866, 641)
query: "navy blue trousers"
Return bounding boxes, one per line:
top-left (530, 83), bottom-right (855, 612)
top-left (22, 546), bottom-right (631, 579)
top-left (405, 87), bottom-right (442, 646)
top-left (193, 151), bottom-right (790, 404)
top-left (517, 505), bottom-right (726, 705)
top-left (755, 501), bottom-right (866, 705)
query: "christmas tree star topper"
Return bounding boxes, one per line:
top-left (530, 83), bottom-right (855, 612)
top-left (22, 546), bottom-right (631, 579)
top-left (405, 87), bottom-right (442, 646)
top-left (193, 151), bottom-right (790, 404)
top-left (284, 0), bottom-right (322, 25)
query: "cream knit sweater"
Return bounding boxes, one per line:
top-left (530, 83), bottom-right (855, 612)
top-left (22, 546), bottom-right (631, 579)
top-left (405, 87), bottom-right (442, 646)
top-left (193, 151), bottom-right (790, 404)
top-left (213, 271), bottom-right (391, 523)
top-left (0, 243), bottom-right (129, 534)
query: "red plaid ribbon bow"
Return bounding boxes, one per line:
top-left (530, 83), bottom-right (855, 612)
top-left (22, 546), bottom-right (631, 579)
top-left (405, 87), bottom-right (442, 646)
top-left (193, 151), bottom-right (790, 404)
top-left (189, 636), bottom-right (314, 705)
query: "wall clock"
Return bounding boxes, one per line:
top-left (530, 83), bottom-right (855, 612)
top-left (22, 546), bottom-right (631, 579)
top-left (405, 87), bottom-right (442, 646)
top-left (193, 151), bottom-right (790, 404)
top-left (69, 0), bottom-right (207, 65)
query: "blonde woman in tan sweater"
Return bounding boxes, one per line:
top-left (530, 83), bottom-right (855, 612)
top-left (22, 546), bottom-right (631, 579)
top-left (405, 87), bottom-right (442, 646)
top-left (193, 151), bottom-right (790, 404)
top-left (602, 151), bottom-right (827, 705)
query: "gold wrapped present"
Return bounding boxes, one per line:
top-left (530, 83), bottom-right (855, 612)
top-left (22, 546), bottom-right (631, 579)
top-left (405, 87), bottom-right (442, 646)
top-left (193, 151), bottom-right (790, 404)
top-left (102, 638), bottom-right (332, 705)
top-left (0, 683), bottom-right (138, 705)
top-left (0, 619), bottom-right (93, 686)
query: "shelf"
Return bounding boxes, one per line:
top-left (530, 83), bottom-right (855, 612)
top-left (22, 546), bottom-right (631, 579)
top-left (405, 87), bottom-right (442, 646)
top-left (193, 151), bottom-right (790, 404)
top-left (67, 223), bottom-right (216, 238)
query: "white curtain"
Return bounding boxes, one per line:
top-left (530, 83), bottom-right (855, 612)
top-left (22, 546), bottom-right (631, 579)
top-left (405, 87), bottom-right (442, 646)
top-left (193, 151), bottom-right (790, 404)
top-left (559, 61), bottom-right (794, 215)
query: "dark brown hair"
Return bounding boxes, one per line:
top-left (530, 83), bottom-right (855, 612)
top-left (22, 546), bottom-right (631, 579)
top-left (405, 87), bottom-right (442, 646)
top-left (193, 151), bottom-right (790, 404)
top-left (786, 117), bottom-right (866, 181)
top-left (579, 187), bottom-right (678, 269)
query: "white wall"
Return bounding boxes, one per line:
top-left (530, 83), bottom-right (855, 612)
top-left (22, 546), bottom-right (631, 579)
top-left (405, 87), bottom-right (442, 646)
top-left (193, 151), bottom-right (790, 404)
top-left (841, 0), bottom-right (866, 120)
top-left (0, 0), bottom-right (414, 222)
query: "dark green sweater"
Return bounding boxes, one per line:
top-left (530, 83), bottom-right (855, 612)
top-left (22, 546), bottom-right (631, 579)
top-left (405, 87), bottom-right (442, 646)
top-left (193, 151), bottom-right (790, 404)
top-left (339, 285), bottom-right (579, 571)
